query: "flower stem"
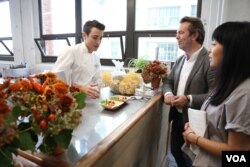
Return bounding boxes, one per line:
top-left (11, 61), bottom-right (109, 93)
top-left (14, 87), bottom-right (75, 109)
top-left (18, 127), bottom-right (33, 133)
top-left (0, 148), bottom-right (13, 161)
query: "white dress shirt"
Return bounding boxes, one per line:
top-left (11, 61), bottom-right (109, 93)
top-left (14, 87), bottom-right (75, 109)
top-left (176, 47), bottom-right (202, 96)
top-left (53, 42), bottom-right (101, 87)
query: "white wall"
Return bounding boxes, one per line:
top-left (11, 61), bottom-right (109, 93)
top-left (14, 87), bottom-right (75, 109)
top-left (223, 0), bottom-right (250, 22)
top-left (201, 0), bottom-right (250, 49)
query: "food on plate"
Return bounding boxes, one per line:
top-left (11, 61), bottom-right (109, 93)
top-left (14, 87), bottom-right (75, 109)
top-left (100, 99), bottom-right (124, 110)
top-left (109, 95), bottom-right (128, 102)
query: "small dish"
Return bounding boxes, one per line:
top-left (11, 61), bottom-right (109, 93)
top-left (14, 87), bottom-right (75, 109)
top-left (100, 99), bottom-right (125, 110)
top-left (109, 95), bottom-right (129, 102)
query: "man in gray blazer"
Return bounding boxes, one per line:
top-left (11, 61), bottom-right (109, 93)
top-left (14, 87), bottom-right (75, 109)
top-left (164, 16), bottom-right (215, 167)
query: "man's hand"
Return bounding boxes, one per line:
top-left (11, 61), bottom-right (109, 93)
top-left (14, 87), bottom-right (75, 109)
top-left (164, 94), bottom-right (175, 106)
top-left (171, 95), bottom-right (189, 108)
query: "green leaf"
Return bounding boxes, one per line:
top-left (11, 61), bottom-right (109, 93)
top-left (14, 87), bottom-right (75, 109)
top-left (73, 92), bottom-right (86, 109)
top-left (100, 99), bottom-right (108, 104)
top-left (128, 57), bottom-right (149, 70)
top-left (12, 105), bottom-right (28, 119)
top-left (7, 138), bottom-right (20, 153)
top-left (109, 95), bottom-right (119, 100)
top-left (39, 135), bottom-right (56, 153)
top-left (0, 148), bottom-right (14, 167)
top-left (4, 113), bottom-right (16, 124)
top-left (54, 129), bottom-right (73, 148)
top-left (19, 131), bottom-right (36, 151)
top-left (18, 122), bottom-right (31, 131)
top-left (39, 130), bottom-right (72, 154)
top-left (18, 122), bottom-right (38, 145)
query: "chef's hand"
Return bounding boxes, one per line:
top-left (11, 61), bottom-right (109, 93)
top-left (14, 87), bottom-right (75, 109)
top-left (74, 83), bottom-right (100, 99)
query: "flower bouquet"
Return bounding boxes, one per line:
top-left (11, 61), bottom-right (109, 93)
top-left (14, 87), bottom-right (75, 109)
top-left (141, 60), bottom-right (168, 89)
top-left (0, 72), bottom-right (85, 167)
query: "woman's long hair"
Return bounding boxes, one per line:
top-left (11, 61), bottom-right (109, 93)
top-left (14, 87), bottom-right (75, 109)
top-left (210, 22), bottom-right (250, 105)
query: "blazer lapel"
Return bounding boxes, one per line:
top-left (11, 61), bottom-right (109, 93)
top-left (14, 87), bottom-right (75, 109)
top-left (184, 48), bottom-right (208, 92)
top-left (174, 56), bottom-right (185, 94)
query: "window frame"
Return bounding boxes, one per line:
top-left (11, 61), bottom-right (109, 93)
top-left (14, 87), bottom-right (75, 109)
top-left (36, 0), bottom-right (81, 62)
top-left (0, 37), bottom-right (14, 61)
top-left (100, 32), bottom-right (126, 65)
top-left (34, 34), bottom-right (73, 62)
top-left (37, 0), bottom-right (202, 65)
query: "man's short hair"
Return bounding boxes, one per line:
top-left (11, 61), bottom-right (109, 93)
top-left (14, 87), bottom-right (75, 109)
top-left (180, 16), bottom-right (205, 45)
top-left (83, 20), bottom-right (105, 35)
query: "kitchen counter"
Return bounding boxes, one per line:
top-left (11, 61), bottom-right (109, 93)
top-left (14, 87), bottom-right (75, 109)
top-left (19, 87), bottom-right (165, 167)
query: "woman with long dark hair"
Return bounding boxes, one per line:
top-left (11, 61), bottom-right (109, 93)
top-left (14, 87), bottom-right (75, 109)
top-left (182, 22), bottom-right (250, 166)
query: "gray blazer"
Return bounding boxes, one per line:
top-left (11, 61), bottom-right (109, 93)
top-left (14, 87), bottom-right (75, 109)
top-left (164, 47), bottom-right (216, 122)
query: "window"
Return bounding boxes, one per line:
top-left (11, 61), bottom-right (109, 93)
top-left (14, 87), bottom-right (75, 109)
top-left (191, 5), bottom-right (197, 16)
top-left (0, 0), bottom-right (14, 61)
top-left (135, 0), bottom-right (199, 62)
top-left (82, 0), bottom-right (126, 31)
top-left (138, 37), bottom-right (182, 62)
top-left (96, 36), bottom-right (125, 59)
top-left (36, 0), bottom-right (76, 62)
top-left (37, 0), bottom-right (201, 64)
top-left (144, 7), bottom-right (180, 30)
top-left (41, 0), bottom-right (75, 34)
top-left (82, 0), bottom-right (127, 62)
top-left (34, 37), bottom-right (75, 62)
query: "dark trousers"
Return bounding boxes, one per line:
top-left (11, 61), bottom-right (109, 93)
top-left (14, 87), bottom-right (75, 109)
top-left (170, 112), bottom-right (192, 167)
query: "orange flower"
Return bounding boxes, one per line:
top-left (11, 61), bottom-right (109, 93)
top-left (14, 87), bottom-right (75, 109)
top-left (0, 79), bottom-right (10, 91)
top-left (19, 79), bottom-right (33, 91)
top-left (8, 79), bottom-right (33, 92)
top-left (53, 82), bottom-right (69, 95)
top-left (0, 99), bottom-right (10, 115)
top-left (45, 72), bottom-right (57, 79)
top-left (60, 94), bottom-right (74, 112)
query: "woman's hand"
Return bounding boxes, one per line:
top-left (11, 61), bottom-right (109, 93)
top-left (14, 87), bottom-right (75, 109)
top-left (183, 122), bottom-right (196, 143)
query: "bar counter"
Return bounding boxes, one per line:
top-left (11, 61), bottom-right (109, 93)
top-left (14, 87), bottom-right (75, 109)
top-left (19, 87), bottom-right (164, 167)
top-left (72, 87), bottom-right (163, 167)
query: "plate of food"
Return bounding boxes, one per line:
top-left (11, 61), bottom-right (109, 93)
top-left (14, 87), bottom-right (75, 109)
top-left (100, 99), bottom-right (125, 110)
top-left (109, 95), bottom-right (129, 102)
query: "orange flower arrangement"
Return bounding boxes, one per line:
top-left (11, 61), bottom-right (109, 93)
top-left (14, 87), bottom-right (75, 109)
top-left (0, 72), bottom-right (85, 167)
top-left (141, 60), bottom-right (168, 83)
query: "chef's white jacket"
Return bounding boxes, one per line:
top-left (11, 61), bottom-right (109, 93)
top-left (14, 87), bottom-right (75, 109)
top-left (53, 42), bottom-right (101, 87)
